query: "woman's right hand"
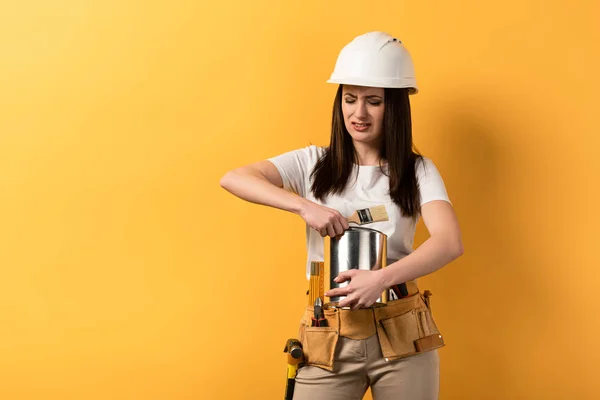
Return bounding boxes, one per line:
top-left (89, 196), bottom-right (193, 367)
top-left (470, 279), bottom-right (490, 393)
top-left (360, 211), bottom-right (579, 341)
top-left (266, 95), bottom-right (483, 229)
top-left (298, 201), bottom-right (350, 237)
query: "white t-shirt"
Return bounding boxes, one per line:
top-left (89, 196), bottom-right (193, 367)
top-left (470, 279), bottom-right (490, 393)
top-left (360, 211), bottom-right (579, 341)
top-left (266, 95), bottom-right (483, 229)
top-left (268, 145), bottom-right (451, 280)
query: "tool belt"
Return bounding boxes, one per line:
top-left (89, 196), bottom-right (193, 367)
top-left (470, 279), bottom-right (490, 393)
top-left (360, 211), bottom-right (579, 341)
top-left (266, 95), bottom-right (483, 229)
top-left (297, 281), bottom-right (445, 371)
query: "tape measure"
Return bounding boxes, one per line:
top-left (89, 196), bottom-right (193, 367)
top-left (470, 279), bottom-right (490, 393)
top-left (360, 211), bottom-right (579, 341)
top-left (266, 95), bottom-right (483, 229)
top-left (318, 262), bottom-right (324, 300)
top-left (308, 261), bottom-right (324, 306)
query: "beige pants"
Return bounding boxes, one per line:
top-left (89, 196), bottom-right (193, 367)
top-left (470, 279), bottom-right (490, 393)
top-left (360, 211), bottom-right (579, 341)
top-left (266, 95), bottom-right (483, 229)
top-left (292, 334), bottom-right (440, 400)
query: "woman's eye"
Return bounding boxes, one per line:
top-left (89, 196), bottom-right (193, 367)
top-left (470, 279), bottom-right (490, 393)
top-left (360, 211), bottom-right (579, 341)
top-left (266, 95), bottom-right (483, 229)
top-left (344, 99), bottom-right (381, 105)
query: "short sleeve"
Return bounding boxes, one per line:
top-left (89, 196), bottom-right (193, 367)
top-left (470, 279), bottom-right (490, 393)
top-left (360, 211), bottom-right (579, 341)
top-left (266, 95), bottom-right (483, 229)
top-left (416, 157), bottom-right (451, 206)
top-left (267, 146), bottom-right (314, 198)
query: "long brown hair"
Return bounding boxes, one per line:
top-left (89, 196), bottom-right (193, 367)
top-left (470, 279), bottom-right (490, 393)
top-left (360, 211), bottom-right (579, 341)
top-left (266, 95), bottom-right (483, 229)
top-left (310, 85), bottom-right (423, 218)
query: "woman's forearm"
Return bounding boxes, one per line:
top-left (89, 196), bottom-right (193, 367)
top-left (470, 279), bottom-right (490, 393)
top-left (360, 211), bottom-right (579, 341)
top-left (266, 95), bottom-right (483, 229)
top-left (220, 168), bottom-right (309, 215)
top-left (379, 234), bottom-right (463, 287)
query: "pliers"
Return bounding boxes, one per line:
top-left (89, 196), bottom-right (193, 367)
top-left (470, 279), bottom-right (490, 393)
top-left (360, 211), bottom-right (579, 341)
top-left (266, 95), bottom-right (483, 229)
top-left (311, 297), bottom-right (328, 327)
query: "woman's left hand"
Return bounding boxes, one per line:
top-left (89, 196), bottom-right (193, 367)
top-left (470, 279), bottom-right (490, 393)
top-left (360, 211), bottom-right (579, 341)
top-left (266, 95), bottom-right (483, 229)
top-left (325, 270), bottom-right (387, 310)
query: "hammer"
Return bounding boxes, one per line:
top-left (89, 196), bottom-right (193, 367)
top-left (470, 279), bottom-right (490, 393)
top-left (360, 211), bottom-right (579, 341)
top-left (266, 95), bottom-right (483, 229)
top-left (283, 338), bottom-right (304, 400)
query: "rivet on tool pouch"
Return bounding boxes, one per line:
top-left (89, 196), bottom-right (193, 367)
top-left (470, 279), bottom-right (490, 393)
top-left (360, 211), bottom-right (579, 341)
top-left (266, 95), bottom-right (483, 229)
top-left (324, 226), bottom-right (389, 308)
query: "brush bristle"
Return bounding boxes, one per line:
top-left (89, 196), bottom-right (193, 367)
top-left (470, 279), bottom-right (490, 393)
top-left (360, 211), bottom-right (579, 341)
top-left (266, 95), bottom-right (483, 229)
top-left (367, 205), bottom-right (389, 222)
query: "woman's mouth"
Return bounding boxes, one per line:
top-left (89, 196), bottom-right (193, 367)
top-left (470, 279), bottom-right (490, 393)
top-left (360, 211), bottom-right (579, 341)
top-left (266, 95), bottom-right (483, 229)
top-left (352, 122), bottom-right (371, 132)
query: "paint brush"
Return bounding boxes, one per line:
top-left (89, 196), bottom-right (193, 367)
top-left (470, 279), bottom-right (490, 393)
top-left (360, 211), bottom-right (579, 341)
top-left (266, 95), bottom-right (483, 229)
top-left (346, 205), bottom-right (389, 225)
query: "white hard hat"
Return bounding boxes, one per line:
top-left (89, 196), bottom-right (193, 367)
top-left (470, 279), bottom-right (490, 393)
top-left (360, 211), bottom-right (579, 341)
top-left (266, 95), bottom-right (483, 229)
top-left (327, 31), bottom-right (418, 94)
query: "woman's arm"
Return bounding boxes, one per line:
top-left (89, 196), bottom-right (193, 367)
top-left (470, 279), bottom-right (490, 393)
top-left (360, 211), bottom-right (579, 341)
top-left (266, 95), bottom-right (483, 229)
top-left (220, 161), bottom-right (349, 237)
top-left (379, 200), bottom-right (463, 285)
top-left (220, 161), bottom-right (308, 214)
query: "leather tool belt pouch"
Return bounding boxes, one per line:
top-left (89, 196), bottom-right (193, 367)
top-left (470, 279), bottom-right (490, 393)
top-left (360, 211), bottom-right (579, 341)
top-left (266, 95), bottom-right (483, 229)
top-left (297, 287), bottom-right (445, 371)
top-left (297, 308), bottom-right (340, 371)
top-left (373, 290), bottom-right (445, 362)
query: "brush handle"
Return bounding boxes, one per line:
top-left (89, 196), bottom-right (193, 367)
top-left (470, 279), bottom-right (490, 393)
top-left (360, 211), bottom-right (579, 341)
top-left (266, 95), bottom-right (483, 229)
top-left (346, 212), bottom-right (360, 225)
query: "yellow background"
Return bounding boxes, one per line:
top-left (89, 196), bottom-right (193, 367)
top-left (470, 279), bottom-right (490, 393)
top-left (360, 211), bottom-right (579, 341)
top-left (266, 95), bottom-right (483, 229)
top-left (1, 1), bottom-right (598, 399)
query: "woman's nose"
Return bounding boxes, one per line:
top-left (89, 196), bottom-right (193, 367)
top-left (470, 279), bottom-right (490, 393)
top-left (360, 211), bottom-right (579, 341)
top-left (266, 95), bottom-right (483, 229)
top-left (354, 101), bottom-right (368, 119)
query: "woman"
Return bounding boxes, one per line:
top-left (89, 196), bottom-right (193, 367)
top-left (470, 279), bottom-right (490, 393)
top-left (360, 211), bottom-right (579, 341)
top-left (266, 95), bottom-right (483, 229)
top-left (220, 31), bottom-right (463, 400)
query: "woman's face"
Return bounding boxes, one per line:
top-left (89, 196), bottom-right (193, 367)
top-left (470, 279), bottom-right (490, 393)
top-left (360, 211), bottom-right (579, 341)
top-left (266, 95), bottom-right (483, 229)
top-left (341, 85), bottom-right (385, 145)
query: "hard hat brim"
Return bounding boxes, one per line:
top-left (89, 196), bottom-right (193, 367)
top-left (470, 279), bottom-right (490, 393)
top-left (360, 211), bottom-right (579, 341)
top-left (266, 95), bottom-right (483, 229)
top-left (326, 77), bottom-right (418, 94)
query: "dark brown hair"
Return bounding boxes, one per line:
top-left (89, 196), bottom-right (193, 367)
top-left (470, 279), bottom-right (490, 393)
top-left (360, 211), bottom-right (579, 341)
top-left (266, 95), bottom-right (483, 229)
top-left (310, 85), bottom-right (423, 218)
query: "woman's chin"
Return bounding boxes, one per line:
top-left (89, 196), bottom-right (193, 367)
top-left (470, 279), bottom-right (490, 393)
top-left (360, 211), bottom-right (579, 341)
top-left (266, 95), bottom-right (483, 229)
top-left (349, 132), bottom-right (381, 145)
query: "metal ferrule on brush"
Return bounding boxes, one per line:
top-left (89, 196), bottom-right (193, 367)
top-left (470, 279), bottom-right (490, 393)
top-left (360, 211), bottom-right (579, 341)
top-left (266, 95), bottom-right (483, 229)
top-left (356, 208), bottom-right (372, 224)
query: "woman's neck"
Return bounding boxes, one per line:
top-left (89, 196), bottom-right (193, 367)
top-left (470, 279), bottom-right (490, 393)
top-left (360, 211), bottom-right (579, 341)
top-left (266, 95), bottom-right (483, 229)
top-left (353, 140), bottom-right (383, 166)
